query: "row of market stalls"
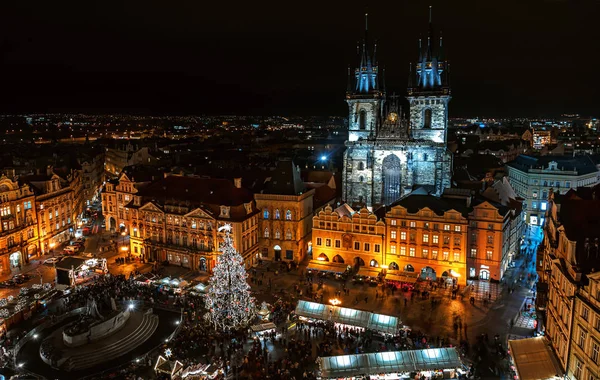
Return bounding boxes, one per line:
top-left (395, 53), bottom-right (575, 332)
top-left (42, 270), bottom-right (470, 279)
top-left (306, 261), bottom-right (420, 287)
top-left (135, 274), bottom-right (211, 296)
top-left (317, 348), bottom-right (465, 379)
top-left (295, 300), bottom-right (404, 336)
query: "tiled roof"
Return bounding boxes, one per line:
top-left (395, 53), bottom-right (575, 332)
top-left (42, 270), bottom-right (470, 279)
top-left (506, 155), bottom-right (599, 175)
top-left (136, 175), bottom-right (254, 207)
top-left (262, 160), bottom-right (305, 196)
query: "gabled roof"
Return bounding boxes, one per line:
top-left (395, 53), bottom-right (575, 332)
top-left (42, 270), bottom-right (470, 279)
top-left (384, 193), bottom-right (470, 218)
top-left (136, 175), bottom-right (254, 207)
top-left (262, 160), bottom-right (305, 196)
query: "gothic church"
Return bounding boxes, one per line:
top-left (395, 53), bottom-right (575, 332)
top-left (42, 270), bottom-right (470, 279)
top-left (343, 10), bottom-right (453, 210)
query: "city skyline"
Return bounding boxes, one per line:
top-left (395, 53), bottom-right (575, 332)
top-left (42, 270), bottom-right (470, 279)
top-left (0, 1), bottom-right (598, 117)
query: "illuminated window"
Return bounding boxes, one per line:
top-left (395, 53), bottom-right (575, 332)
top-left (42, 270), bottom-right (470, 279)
top-left (432, 250), bottom-right (438, 259)
top-left (409, 247), bottom-right (415, 257)
top-left (470, 249), bottom-right (477, 258)
top-left (265, 228), bottom-right (270, 238)
top-left (285, 210), bottom-right (292, 220)
top-left (400, 246), bottom-right (406, 256)
top-left (263, 209), bottom-right (269, 219)
top-left (275, 209), bottom-right (281, 220)
top-left (454, 225), bottom-right (461, 232)
top-left (423, 234), bottom-right (429, 243)
top-left (410, 221), bottom-right (416, 228)
top-left (443, 251), bottom-right (449, 260)
top-left (422, 249), bottom-right (428, 258)
top-left (325, 238), bottom-right (331, 247)
top-left (454, 252), bottom-right (460, 262)
top-left (443, 224), bottom-right (450, 231)
top-left (390, 219), bottom-right (397, 226)
top-left (432, 235), bottom-right (439, 244)
top-left (486, 250), bottom-right (493, 260)
top-left (390, 245), bottom-right (396, 254)
top-left (391, 230), bottom-right (397, 239)
top-left (400, 231), bottom-right (406, 240)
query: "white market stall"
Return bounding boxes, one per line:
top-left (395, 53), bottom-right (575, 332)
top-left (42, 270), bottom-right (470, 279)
top-left (250, 322), bottom-right (277, 336)
top-left (295, 301), bottom-right (400, 335)
top-left (317, 348), bottom-right (464, 379)
top-left (508, 337), bottom-right (563, 380)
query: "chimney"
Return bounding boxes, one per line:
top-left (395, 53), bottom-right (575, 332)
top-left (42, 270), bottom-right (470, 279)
top-left (234, 178), bottom-right (242, 189)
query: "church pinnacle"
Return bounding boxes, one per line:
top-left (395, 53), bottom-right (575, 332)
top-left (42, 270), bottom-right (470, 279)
top-left (350, 13), bottom-right (380, 95)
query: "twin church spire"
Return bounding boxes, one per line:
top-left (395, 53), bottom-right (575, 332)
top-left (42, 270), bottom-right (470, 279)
top-left (348, 13), bottom-right (381, 95)
top-left (347, 7), bottom-right (450, 96)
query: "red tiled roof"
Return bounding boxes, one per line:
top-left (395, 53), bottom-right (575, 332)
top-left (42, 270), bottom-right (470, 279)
top-left (137, 175), bottom-right (254, 207)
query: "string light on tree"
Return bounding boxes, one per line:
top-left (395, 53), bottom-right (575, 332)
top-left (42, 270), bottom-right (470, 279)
top-left (205, 224), bottom-right (256, 331)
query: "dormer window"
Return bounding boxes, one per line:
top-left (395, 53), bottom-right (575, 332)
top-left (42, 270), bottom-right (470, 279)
top-left (275, 209), bottom-right (281, 220)
top-left (220, 206), bottom-right (230, 218)
top-left (244, 202), bottom-right (252, 214)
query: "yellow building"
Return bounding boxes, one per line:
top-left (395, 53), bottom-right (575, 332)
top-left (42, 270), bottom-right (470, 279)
top-left (0, 176), bottom-right (38, 273)
top-left (311, 187), bottom-right (524, 286)
top-left (383, 193), bottom-right (468, 285)
top-left (101, 165), bottom-right (164, 232)
top-left (124, 175), bottom-right (259, 271)
top-left (21, 167), bottom-right (84, 255)
top-left (312, 204), bottom-right (386, 274)
top-left (255, 160), bottom-right (317, 264)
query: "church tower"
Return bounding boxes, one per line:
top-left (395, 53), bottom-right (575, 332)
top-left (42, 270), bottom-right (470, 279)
top-left (343, 14), bottom-right (384, 208)
top-left (346, 13), bottom-right (384, 142)
top-left (343, 8), bottom-right (453, 210)
top-left (407, 6), bottom-right (451, 143)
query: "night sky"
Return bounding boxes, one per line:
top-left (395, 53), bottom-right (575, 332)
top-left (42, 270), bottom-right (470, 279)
top-left (0, 1), bottom-right (598, 117)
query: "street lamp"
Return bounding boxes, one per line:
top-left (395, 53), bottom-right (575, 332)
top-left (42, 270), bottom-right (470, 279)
top-left (329, 298), bottom-right (341, 321)
top-left (49, 242), bottom-right (56, 257)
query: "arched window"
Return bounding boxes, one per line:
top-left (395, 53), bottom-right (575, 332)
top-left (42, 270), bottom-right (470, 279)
top-left (359, 110), bottom-right (367, 130)
top-left (423, 108), bottom-right (432, 128)
top-left (263, 209), bottom-right (269, 219)
top-left (275, 209), bottom-right (281, 220)
top-left (286, 229), bottom-right (292, 240)
top-left (264, 228), bottom-right (270, 238)
top-left (358, 162), bottom-right (365, 170)
top-left (285, 210), bottom-right (292, 220)
top-left (275, 230), bottom-right (281, 239)
top-left (423, 153), bottom-right (428, 161)
top-left (359, 176), bottom-right (364, 183)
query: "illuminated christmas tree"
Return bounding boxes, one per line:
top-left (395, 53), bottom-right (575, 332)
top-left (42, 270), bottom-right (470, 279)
top-left (205, 224), bottom-right (256, 331)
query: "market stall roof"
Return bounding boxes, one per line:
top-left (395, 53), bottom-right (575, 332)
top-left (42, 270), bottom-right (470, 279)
top-left (318, 348), bottom-right (462, 379)
top-left (385, 272), bottom-right (419, 284)
top-left (250, 322), bottom-right (277, 332)
top-left (508, 337), bottom-right (563, 380)
top-left (55, 257), bottom-right (86, 271)
top-left (307, 261), bottom-right (348, 273)
top-left (295, 301), bottom-right (399, 334)
top-left (193, 283), bottom-right (210, 293)
top-left (357, 267), bottom-right (381, 278)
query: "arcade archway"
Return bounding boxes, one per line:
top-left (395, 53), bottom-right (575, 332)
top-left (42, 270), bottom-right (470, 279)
top-left (403, 264), bottom-right (415, 272)
top-left (332, 255), bottom-right (344, 263)
top-left (388, 262), bottom-right (399, 270)
top-left (369, 259), bottom-right (379, 268)
top-left (317, 253), bottom-right (329, 262)
top-left (354, 257), bottom-right (365, 267)
top-left (420, 266), bottom-right (437, 281)
top-left (274, 245), bottom-right (282, 261)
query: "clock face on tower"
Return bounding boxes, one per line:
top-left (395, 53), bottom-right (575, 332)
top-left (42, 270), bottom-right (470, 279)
top-left (388, 112), bottom-right (398, 123)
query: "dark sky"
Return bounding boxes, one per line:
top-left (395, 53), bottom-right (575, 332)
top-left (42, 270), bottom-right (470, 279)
top-left (0, 0), bottom-right (598, 117)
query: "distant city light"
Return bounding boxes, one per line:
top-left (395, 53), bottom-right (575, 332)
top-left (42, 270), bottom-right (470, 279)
top-left (320, 155), bottom-right (327, 161)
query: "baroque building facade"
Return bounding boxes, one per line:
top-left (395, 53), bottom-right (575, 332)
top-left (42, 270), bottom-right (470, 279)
top-left (123, 174), bottom-right (259, 272)
top-left (343, 12), bottom-right (452, 210)
top-left (540, 186), bottom-right (600, 379)
top-left (0, 176), bottom-right (38, 273)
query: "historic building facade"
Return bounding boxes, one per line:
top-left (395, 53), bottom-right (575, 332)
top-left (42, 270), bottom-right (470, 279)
top-left (506, 154), bottom-right (600, 227)
top-left (124, 175), bottom-right (259, 272)
top-left (255, 160), bottom-right (315, 264)
top-left (540, 186), bottom-right (600, 378)
top-left (343, 13), bottom-right (453, 210)
top-left (0, 176), bottom-right (38, 273)
top-left (21, 168), bottom-right (84, 256)
top-left (311, 204), bottom-right (386, 269)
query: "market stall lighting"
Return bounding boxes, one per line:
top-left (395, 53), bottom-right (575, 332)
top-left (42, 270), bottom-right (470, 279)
top-left (33, 334), bottom-right (39, 339)
top-left (329, 298), bottom-right (341, 306)
top-left (128, 304), bottom-right (135, 310)
top-left (120, 246), bottom-right (129, 251)
top-left (17, 363), bottom-right (24, 368)
top-left (317, 256), bottom-right (325, 261)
